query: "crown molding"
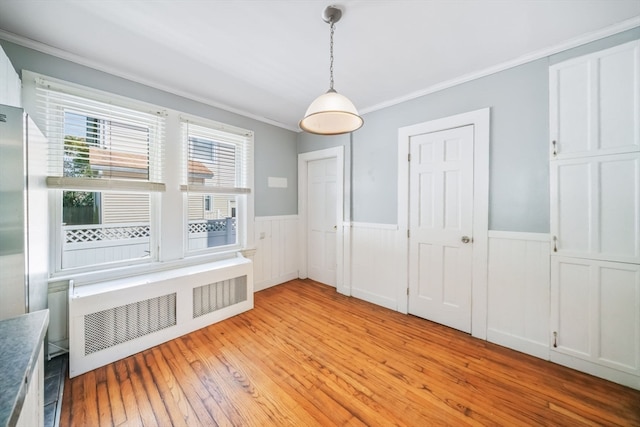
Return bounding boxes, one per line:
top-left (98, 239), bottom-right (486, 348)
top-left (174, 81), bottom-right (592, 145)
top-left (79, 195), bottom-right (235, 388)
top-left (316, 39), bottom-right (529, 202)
top-left (0, 29), bottom-right (299, 132)
top-left (1, 15), bottom-right (638, 130)
top-left (359, 16), bottom-right (640, 116)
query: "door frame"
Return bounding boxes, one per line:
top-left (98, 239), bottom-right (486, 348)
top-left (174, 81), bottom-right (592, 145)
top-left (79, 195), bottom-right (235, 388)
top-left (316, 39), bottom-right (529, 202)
top-left (298, 146), bottom-right (347, 294)
top-left (398, 108), bottom-right (490, 339)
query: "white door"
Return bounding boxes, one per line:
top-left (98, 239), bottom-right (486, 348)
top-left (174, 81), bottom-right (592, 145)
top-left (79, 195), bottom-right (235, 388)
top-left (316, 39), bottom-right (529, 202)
top-left (408, 125), bottom-right (474, 333)
top-left (307, 157), bottom-right (337, 287)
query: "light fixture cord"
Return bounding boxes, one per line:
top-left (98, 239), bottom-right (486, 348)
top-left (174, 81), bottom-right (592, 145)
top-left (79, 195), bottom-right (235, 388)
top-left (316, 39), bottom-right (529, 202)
top-left (329, 18), bottom-right (335, 91)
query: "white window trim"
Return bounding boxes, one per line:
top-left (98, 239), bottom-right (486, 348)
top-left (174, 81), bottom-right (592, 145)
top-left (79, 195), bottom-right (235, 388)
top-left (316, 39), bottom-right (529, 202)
top-left (21, 71), bottom-right (255, 286)
top-left (180, 115), bottom-right (254, 257)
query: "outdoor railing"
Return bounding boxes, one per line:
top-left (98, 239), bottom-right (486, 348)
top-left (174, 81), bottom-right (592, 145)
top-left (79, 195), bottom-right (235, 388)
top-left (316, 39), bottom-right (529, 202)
top-left (62, 218), bottom-right (236, 268)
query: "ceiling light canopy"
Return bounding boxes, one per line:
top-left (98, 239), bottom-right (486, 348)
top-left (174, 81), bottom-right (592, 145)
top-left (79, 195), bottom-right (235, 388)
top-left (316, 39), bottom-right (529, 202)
top-left (299, 5), bottom-right (363, 135)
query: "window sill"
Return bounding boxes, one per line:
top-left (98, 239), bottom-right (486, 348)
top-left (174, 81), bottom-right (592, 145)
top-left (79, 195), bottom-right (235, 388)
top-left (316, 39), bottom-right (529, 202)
top-left (49, 249), bottom-right (247, 287)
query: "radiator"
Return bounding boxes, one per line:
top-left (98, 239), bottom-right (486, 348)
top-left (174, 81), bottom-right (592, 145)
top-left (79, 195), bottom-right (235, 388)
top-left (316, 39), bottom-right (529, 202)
top-left (68, 255), bottom-right (253, 377)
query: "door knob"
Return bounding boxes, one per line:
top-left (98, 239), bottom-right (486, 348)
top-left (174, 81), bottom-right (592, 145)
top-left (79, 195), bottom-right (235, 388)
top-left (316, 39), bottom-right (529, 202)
top-left (461, 236), bottom-right (472, 244)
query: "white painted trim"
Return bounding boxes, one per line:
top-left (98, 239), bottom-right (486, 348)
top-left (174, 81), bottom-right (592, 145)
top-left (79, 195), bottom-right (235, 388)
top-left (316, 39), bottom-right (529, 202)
top-left (255, 214), bottom-right (299, 222)
top-left (351, 222), bottom-right (399, 230)
top-left (254, 271), bottom-right (298, 292)
top-left (298, 147), bottom-right (347, 294)
top-left (4, 18), bottom-right (637, 132)
top-left (351, 289), bottom-right (397, 312)
top-left (360, 18), bottom-right (640, 116)
top-left (398, 107), bottom-right (490, 338)
top-left (488, 230), bottom-right (551, 242)
top-left (487, 330), bottom-right (550, 361)
top-left (551, 352), bottom-right (640, 391)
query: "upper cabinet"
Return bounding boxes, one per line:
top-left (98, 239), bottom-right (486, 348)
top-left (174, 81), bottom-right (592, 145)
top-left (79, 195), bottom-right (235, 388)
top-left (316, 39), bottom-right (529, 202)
top-left (550, 40), bottom-right (640, 263)
top-left (0, 45), bottom-right (21, 108)
top-left (549, 40), bottom-right (639, 159)
top-left (550, 153), bottom-right (640, 263)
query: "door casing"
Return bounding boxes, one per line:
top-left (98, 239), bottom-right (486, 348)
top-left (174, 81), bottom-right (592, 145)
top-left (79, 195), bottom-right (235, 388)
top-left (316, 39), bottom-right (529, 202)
top-left (398, 108), bottom-right (490, 339)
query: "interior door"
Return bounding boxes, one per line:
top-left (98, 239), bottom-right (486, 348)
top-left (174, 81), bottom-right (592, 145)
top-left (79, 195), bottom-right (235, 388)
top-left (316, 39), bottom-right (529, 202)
top-left (408, 125), bottom-right (474, 333)
top-left (307, 157), bottom-right (337, 287)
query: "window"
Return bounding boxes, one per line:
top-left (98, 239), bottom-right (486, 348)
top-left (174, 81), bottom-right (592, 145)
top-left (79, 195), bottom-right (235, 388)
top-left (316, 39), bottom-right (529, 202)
top-left (25, 72), bottom-right (254, 281)
top-left (35, 77), bottom-right (165, 273)
top-left (181, 119), bottom-right (252, 254)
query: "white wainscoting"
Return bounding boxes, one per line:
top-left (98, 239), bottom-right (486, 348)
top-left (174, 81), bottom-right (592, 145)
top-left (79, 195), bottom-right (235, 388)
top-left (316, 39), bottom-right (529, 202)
top-left (486, 231), bottom-right (551, 359)
top-left (349, 223), bottom-right (404, 311)
top-left (254, 216), bottom-right (299, 291)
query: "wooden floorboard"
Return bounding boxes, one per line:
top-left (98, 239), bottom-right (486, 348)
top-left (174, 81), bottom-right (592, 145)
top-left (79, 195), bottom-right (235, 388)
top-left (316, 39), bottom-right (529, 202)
top-left (61, 279), bottom-right (640, 426)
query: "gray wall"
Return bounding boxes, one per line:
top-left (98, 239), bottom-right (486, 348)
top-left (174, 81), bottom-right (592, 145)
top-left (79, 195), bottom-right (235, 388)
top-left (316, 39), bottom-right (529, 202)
top-left (0, 39), bottom-right (299, 217)
top-left (5, 25), bottom-right (638, 225)
top-left (298, 27), bottom-right (640, 233)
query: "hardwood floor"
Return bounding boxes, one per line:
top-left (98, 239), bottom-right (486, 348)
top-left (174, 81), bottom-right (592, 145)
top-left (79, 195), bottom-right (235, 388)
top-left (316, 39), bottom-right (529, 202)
top-left (61, 279), bottom-right (640, 426)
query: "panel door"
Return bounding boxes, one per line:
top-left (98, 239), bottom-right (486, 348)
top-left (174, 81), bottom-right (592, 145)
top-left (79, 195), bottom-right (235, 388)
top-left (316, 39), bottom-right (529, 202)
top-left (307, 157), bottom-right (337, 287)
top-left (551, 256), bottom-right (640, 376)
top-left (408, 125), bottom-right (474, 333)
top-left (549, 40), bottom-right (640, 159)
top-left (550, 152), bottom-right (640, 264)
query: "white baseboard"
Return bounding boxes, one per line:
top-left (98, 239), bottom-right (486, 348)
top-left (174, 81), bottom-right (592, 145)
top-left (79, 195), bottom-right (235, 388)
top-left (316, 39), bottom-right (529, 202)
top-left (351, 288), bottom-right (397, 311)
top-left (487, 329), bottom-right (550, 360)
top-left (254, 271), bottom-right (298, 292)
top-left (550, 352), bottom-right (640, 391)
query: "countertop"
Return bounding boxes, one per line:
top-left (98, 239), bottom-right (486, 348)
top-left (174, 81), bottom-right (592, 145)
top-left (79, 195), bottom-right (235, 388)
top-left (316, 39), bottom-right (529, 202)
top-left (0, 309), bottom-right (49, 427)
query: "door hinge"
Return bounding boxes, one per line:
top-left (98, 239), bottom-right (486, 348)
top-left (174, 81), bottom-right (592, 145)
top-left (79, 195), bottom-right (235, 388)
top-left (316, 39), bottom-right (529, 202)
top-left (552, 140), bottom-right (557, 157)
top-left (407, 287), bottom-right (410, 295)
top-left (407, 229), bottom-right (410, 238)
top-left (553, 331), bottom-right (558, 348)
top-left (408, 153), bottom-right (411, 162)
top-left (552, 236), bottom-right (558, 252)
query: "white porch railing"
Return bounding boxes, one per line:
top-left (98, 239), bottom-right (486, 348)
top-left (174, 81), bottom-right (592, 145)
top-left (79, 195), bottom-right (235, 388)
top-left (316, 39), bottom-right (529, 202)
top-left (62, 219), bottom-right (237, 268)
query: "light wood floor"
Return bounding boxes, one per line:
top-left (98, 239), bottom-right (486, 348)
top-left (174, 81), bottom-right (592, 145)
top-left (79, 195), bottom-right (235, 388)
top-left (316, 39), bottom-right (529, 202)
top-left (61, 279), bottom-right (640, 426)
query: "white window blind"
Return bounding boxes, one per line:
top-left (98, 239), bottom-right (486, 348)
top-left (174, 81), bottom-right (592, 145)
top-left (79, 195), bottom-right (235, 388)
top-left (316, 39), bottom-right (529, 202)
top-left (35, 77), bottom-right (166, 192)
top-left (181, 119), bottom-right (252, 194)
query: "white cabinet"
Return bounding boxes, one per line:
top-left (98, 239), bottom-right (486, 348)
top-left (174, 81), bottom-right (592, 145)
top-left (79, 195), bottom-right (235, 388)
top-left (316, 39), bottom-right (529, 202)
top-left (549, 40), bottom-right (639, 159)
top-left (550, 257), bottom-right (640, 378)
top-left (16, 345), bottom-right (44, 427)
top-left (549, 40), bottom-right (640, 390)
top-left (550, 153), bottom-right (640, 263)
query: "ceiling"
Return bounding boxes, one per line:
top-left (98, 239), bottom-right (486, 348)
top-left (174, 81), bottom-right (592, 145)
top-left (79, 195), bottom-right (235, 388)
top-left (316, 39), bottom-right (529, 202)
top-left (0, 1), bottom-right (638, 131)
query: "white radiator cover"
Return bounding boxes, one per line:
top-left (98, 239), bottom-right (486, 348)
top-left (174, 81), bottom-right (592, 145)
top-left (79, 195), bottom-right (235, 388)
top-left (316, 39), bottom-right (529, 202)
top-left (68, 256), bottom-right (253, 377)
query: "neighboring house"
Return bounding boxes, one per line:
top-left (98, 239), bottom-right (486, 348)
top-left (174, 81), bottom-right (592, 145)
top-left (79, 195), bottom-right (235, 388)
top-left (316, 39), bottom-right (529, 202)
top-left (89, 147), bottom-right (236, 223)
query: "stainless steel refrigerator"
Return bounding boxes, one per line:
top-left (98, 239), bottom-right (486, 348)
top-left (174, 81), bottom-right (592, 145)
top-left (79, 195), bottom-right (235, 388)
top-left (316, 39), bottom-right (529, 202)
top-left (0, 104), bottom-right (49, 320)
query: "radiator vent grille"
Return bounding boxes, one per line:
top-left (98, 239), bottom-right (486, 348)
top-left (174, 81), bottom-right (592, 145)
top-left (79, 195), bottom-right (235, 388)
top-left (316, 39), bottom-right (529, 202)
top-left (193, 276), bottom-right (247, 318)
top-left (84, 293), bottom-right (177, 355)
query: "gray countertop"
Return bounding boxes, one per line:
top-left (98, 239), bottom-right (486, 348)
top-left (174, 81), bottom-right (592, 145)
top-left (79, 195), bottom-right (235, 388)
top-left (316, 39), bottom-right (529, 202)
top-left (0, 309), bottom-right (49, 427)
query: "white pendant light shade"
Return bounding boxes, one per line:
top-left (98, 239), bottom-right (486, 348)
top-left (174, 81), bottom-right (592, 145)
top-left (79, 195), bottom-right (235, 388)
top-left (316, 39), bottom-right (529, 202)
top-left (299, 89), bottom-right (363, 135)
top-left (300, 5), bottom-right (363, 136)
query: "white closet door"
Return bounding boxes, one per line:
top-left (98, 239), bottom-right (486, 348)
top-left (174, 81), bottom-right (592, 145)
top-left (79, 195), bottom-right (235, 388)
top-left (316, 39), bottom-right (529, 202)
top-left (549, 40), bottom-right (640, 390)
top-left (307, 157), bottom-right (337, 287)
top-left (551, 256), bottom-right (640, 377)
top-left (550, 153), bottom-right (640, 264)
top-left (549, 40), bottom-right (640, 159)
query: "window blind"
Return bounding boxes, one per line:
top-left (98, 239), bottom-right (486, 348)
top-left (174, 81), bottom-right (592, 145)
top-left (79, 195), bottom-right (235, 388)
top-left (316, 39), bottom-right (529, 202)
top-left (180, 119), bottom-right (252, 194)
top-left (35, 78), bottom-right (166, 192)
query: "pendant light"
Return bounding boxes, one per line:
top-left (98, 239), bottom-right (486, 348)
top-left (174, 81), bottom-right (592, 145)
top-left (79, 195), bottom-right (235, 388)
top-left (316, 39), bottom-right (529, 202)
top-left (299, 5), bottom-right (363, 135)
